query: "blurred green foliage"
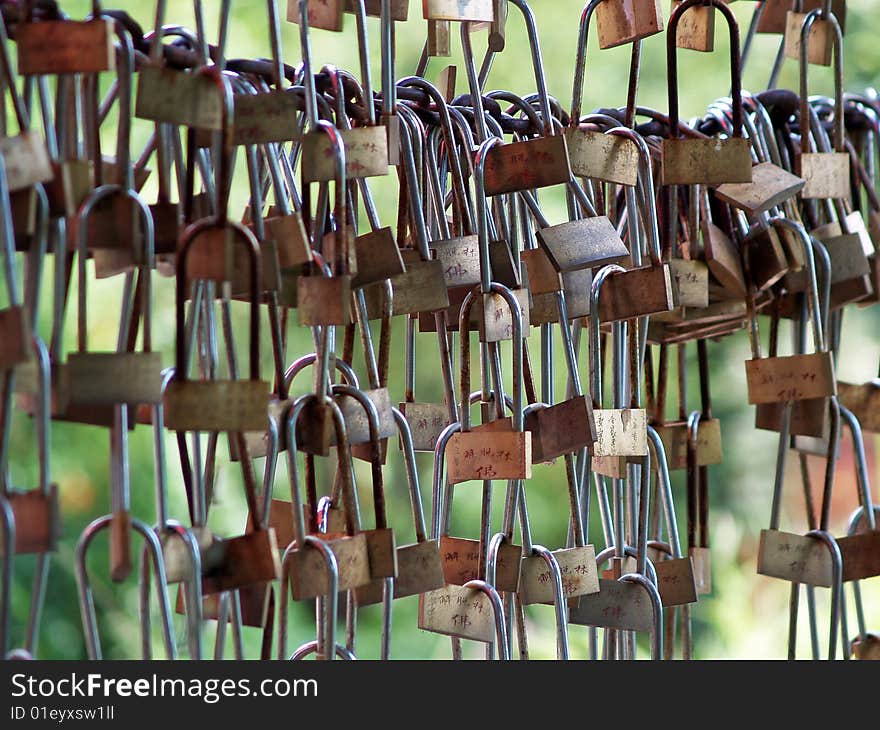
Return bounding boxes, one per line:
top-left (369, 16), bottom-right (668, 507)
top-left (7, 0), bottom-right (880, 660)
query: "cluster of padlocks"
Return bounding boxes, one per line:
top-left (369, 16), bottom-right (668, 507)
top-left (0, 0), bottom-right (878, 661)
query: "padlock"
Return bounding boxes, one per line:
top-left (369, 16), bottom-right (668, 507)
top-left (784, 6), bottom-right (843, 67)
top-left (16, 7), bottom-right (115, 75)
top-left (301, 119), bottom-right (388, 183)
top-left (596, 128), bottom-right (679, 323)
top-left (795, 11), bottom-right (851, 199)
top-left (514, 439), bottom-right (599, 605)
top-left (757, 0), bottom-right (846, 35)
top-left (135, 11), bottom-right (223, 130)
top-left (330, 384), bottom-right (397, 586)
top-left (418, 580), bottom-right (509, 651)
top-left (282, 394), bottom-right (374, 599)
top-left (422, 0), bottom-right (495, 22)
top-left (66, 187), bottom-right (163, 407)
top-left (672, 0), bottom-right (714, 53)
top-left (661, 1), bottom-right (752, 186)
top-left (831, 411), bottom-right (880, 584)
top-left (481, 135), bottom-right (572, 197)
top-left (447, 287), bottom-right (532, 484)
top-left (163, 73), bottom-right (270, 431)
top-left (568, 558), bottom-right (664, 659)
top-left (744, 219), bottom-right (836, 405)
top-left (756, 401), bottom-right (843, 591)
top-left (589, 265), bottom-right (649, 465)
top-left (165, 220), bottom-right (270, 431)
top-left (644, 425), bottom-right (700, 606)
top-left (433, 414), bottom-right (522, 594)
top-left (355, 407), bottom-right (445, 605)
top-left (594, 0), bottom-right (664, 49)
top-left (567, 13), bottom-right (642, 185)
top-left (702, 190), bottom-right (747, 298)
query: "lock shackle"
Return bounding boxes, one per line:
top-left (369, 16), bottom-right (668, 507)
top-left (399, 76), bottom-right (475, 234)
top-left (431, 421), bottom-right (462, 541)
top-left (459, 22), bottom-right (491, 144)
top-left (265, 0), bottom-right (286, 90)
top-left (570, 0), bottom-right (643, 127)
top-left (146, 0), bottom-right (204, 64)
top-left (285, 393), bottom-right (361, 546)
top-left (667, 0), bottom-right (743, 142)
top-left (505, 0), bottom-right (554, 137)
top-left (458, 284), bottom-right (525, 432)
top-left (330, 384), bottom-right (388, 530)
top-left (686, 410), bottom-right (707, 550)
top-left (0, 15), bottom-right (32, 133)
top-left (804, 527), bottom-right (843, 660)
top-left (187, 66), bottom-right (235, 223)
top-left (620, 572), bottom-right (664, 659)
top-left (436, 388), bottom-right (514, 540)
top-left (30, 336), bottom-right (49, 497)
top-left (461, 579), bottom-right (510, 659)
top-left (589, 264), bottom-right (632, 409)
top-left (74, 185), bottom-right (155, 353)
top-left (0, 162), bottom-right (21, 312)
top-left (474, 136), bottom-right (504, 292)
top-left (290, 641), bottom-right (356, 661)
top-left (769, 217), bottom-right (826, 351)
top-left (284, 353), bottom-right (360, 392)
top-left (295, 0), bottom-right (321, 129)
top-left (839, 406), bottom-right (877, 532)
top-left (607, 126), bottom-right (662, 266)
top-left (397, 104), bottom-right (433, 261)
top-left (527, 544), bottom-right (571, 660)
top-left (306, 119), bottom-right (349, 275)
top-left (646, 427), bottom-right (684, 560)
top-left (799, 9), bottom-right (845, 154)
top-left (488, 90), bottom-right (544, 136)
top-left (175, 221), bottom-right (260, 381)
top-left (279, 533), bottom-right (338, 660)
top-left (379, 0), bottom-right (395, 117)
top-left (846, 505), bottom-right (880, 537)
top-left (392, 407), bottom-right (431, 544)
top-left (768, 398), bottom-right (840, 532)
top-left (74, 514), bottom-right (177, 659)
top-left (85, 12), bottom-right (138, 187)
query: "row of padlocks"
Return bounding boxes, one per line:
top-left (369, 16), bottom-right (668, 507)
top-left (0, 0), bottom-right (878, 661)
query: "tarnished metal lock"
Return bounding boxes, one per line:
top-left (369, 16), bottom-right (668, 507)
top-left (661, 1), bottom-right (752, 186)
top-left (672, 0), bottom-right (714, 52)
top-left (795, 11), bottom-right (850, 199)
top-left (594, 0), bottom-right (664, 49)
top-left (422, 0), bottom-right (494, 22)
top-left (16, 17), bottom-right (115, 75)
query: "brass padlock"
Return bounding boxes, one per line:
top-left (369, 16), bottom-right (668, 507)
top-left (447, 287), bottom-right (532, 484)
top-left (422, 0), bottom-right (494, 22)
top-left (66, 188), bottom-right (163, 408)
top-left (355, 409), bottom-right (445, 605)
top-left (795, 11), bottom-right (850, 200)
top-left (661, 1), bottom-right (752, 186)
top-left (594, 0), bottom-right (664, 49)
top-left (744, 220), bottom-right (836, 405)
top-left (282, 394), bottom-right (373, 600)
